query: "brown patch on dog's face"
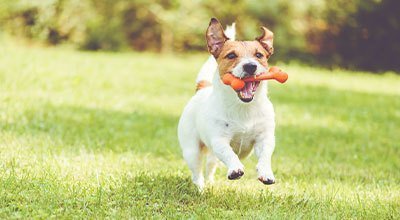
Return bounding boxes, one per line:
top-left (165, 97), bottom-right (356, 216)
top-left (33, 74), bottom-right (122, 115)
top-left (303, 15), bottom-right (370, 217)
top-left (205, 18), bottom-right (274, 103)
top-left (215, 41), bottom-right (270, 78)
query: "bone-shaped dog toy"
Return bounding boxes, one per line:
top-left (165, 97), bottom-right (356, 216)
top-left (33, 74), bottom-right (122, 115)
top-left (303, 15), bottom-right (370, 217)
top-left (222, 66), bottom-right (288, 91)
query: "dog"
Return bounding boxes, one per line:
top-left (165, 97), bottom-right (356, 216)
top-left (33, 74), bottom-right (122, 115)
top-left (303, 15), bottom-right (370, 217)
top-left (178, 18), bottom-right (276, 189)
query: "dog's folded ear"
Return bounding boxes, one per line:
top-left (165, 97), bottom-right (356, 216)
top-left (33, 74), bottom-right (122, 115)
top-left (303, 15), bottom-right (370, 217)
top-left (206, 18), bottom-right (229, 58)
top-left (256, 27), bottom-right (274, 58)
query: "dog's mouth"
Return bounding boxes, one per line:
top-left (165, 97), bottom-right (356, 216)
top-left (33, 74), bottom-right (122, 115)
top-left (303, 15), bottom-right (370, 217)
top-left (237, 81), bottom-right (260, 103)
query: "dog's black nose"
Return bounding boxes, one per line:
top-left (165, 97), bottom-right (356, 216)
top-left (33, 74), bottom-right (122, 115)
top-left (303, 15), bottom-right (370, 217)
top-left (243, 63), bottom-right (257, 75)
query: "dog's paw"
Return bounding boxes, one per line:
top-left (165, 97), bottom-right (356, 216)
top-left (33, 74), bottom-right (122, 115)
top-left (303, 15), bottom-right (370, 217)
top-left (257, 171), bottom-right (275, 185)
top-left (193, 181), bottom-right (205, 191)
top-left (193, 177), bottom-right (205, 191)
top-left (227, 168), bottom-right (244, 180)
top-left (206, 176), bottom-right (215, 184)
top-left (258, 176), bottom-right (275, 185)
top-left (256, 164), bottom-right (275, 185)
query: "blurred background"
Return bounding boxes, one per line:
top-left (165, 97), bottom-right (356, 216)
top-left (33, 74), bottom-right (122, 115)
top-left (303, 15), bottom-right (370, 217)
top-left (1, 0), bottom-right (399, 72)
top-left (0, 1), bottom-right (399, 217)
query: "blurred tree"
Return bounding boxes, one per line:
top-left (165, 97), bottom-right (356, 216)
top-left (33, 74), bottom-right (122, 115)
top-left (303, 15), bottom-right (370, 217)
top-left (308, 0), bottom-right (400, 71)
top-left (1, 0), bottom-right (398, 71)
top-left (0, 0), bottom-right (94, 45)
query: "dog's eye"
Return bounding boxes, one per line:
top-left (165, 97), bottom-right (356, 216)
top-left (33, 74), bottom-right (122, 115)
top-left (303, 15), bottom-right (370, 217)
top-left (255, 52), bottom-right (264, 58)
top-left (226, 52), bottom-right (237, 59)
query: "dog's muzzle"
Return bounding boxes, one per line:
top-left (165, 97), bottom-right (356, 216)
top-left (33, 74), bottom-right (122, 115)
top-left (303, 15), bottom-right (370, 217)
top-left (237, 81), bottom-right (260, 103)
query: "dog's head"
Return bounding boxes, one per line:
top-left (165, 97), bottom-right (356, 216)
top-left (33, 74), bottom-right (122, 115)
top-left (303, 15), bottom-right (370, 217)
top-left (206, 18), bottom-right (274, 103)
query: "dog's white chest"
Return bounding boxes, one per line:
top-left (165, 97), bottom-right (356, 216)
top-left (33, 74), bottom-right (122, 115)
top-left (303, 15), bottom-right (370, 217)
top-left (227, 120), bottom-right (264, 159)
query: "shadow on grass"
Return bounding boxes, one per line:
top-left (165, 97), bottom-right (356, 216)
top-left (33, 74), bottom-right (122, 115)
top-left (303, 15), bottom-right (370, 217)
top-left (1, 85), bottom-right (399, 218)
top-left (1, 104), bottom-right (180, 156)
top-left (2, 170), bottom-right (394, 218)
top-left (114, 172), bottom-right (399, 218)
top-left (1, 83), bottom-right (399, 180)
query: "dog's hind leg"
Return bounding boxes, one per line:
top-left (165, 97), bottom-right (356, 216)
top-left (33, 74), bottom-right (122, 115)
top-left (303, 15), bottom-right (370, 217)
top-left (178, 103), bottom-right (206, 189)
top-left (181, 140), bottom-right (205, 189)
top-left (205, 152), bottom-right (219, 184)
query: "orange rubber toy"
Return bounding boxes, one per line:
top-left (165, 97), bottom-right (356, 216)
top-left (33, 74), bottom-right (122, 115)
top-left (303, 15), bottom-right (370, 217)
top-left (222, 66), bottom-right (288, 91)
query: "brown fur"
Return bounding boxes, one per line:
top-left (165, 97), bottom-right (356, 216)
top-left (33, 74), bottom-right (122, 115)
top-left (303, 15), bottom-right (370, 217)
top-left (196, 80), bottom-right (212, 91)
top-left (195, 41), bottom-right (269, 92)
top-left (199, 18), bottom-right (274, 92)
top-left (216, 41), bottom-right (270, 78)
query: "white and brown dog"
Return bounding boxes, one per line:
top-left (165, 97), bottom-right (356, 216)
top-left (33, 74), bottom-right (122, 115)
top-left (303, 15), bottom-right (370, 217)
top-left (178, 18), bottom-right (276, 189)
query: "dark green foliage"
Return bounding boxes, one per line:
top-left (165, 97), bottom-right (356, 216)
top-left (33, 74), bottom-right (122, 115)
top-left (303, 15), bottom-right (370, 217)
top-left (0, 0), bottom-right (399, 71)
top-left (309, 0), bottom-right (400, 71)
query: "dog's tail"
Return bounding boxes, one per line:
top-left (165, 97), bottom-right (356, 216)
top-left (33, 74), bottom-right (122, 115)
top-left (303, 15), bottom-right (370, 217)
top-left (196, 23), bottom-right (236, 91)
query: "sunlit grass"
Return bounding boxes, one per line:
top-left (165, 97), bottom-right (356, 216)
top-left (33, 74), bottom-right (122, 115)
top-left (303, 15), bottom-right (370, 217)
top-left (0, 40), bottom-right (399, 218)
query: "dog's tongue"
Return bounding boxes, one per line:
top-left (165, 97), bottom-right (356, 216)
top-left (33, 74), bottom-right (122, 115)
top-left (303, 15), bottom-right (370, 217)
top-left (240, 82), bottom-right (254, 99)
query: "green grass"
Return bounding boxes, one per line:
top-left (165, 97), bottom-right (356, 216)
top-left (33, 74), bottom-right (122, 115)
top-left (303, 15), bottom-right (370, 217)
top-left (0, 39), bottom-right (399, 219)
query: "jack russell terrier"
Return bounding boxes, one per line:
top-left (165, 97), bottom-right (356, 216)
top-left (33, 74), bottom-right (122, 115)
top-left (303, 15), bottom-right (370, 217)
top-left (178, 18), bottom-right (276, 189)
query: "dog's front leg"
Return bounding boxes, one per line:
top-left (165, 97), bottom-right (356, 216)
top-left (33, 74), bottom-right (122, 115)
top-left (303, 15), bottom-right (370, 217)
top-left (210, 138), bottom-right (244, 180)
top-left (254, 134), bottom-right (276, 185)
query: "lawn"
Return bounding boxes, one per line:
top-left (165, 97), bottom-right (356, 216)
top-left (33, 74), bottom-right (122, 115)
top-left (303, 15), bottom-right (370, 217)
top-left (0, 39), bottom-right (399, 219)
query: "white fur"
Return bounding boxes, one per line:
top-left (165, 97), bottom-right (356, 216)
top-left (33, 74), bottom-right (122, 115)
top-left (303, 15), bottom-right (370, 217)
top-left (178, 25), bottom-right (275, 189)
top-left (224, 23), bottom-right (236, 41)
